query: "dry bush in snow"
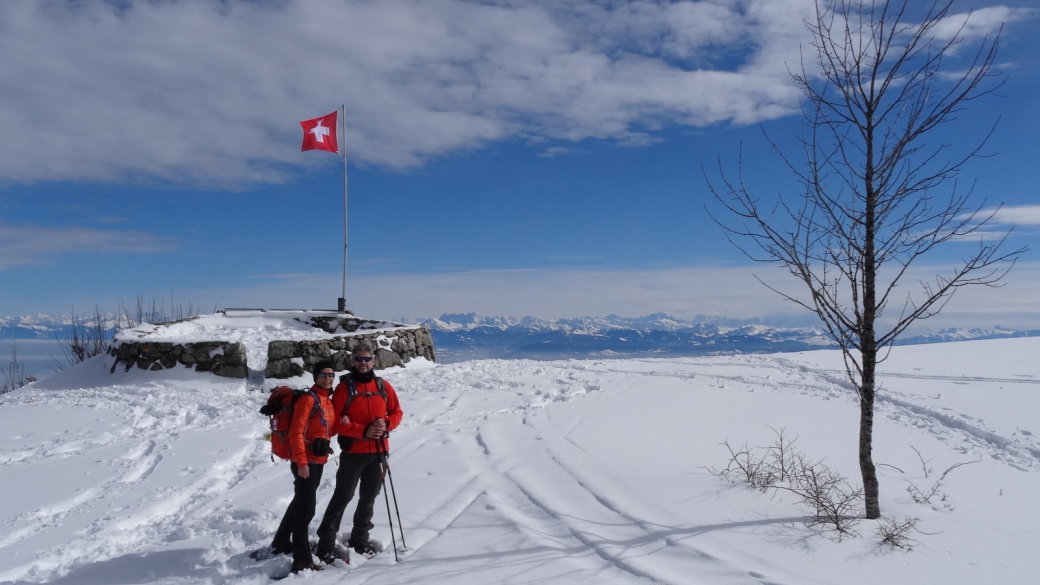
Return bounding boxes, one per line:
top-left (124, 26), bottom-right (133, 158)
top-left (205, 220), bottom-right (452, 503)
top-left (874, 516), bottom-right (922, 551)
top-left (1, 341), bottom-right (37, 394)
top-left (716, 427), bottom-right (863, 537)
top-left (901, 446), bottom-right (978, 511)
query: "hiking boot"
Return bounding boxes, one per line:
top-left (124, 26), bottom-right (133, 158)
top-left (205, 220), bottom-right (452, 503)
top-left (350, 540), bottom-right (383, 557)
top-left (290, 560), bottom-right (324, 574)
top-left (317, 543), bottom-right (350, 565)
top-left (248, 545), bottom-right (291, 561)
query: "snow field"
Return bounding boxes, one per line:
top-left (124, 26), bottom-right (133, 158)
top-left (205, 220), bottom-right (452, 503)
top-left (0, 338), bottom-right (1038, 584)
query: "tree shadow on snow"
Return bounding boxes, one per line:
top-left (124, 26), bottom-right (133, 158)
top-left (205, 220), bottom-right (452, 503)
top-left (401, 516), bottom-right (810, 583)
top-left (2, 548), bottom-right (266, 585)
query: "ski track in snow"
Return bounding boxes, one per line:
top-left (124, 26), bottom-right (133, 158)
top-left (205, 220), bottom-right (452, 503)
top-left (1, 345), bottom-right (1038, 584)
top-left (580, 355), bottom-right (1040, 471)
top-left (771, 360), bottom-right (1040, 470)
top-left (0, 377), bottom-right (273, 584)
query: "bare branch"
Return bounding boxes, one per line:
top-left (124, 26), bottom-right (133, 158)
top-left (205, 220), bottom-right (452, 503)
top-left (706, 0), bottom-right (1025, 520)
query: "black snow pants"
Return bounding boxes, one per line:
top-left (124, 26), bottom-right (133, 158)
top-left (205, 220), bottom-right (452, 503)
top-left (272, 462), bottom-right (324, 565)
top-left (315, 452), bottom-right (384, 550)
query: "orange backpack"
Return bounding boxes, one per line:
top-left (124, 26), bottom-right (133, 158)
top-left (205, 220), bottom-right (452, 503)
top-left (261, 386), bottom-right (328, 460)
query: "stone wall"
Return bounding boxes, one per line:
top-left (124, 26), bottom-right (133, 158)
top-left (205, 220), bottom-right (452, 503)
top-left (108, 341), bottom-right (248, 378)
top-left (264, 326), bottom-right (435, 379)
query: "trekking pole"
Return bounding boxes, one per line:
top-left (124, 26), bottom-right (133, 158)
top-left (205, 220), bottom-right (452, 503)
top-left (377, 436), bottom-right (400, 562)
top-left (382, 434), bottom-right (407, 550)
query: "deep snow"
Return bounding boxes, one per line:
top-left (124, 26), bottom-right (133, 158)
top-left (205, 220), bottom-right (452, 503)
top-left (1, 338), bottom-right (1038, 584)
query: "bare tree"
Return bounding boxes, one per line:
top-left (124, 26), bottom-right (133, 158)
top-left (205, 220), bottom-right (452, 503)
top-left (1, 340), bottom-right (37, 394)
top-left (708, 0), bottom-right (1025, 519)
top-left (52, 305), bottom-right (112, 370)
top-left (50, 296), bottom-right (204, 371)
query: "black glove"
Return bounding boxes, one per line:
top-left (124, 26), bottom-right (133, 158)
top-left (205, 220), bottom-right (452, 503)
top-left (310, 438), bottom-right (331, 456)
top-left (259, 403), bottom-right (281, 416)
top-left (363, 420), bottom-right (386, 439)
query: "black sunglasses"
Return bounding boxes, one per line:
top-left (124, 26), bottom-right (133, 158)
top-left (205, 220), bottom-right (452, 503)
top-left (353, 356), bottom-right (374, 363)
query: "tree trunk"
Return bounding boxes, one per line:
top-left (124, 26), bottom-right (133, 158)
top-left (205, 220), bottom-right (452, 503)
top-left (859, 353), bottom-right (880, 519)
top-left (860, 110), bottom-right (881, 520)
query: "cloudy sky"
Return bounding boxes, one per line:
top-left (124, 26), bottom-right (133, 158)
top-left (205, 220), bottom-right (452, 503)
top-left (1, 0), bottom-right (1037, 328)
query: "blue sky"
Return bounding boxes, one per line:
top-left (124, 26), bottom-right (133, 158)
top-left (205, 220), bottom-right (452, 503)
top-left (1, 0), bottom-right (1038, 328)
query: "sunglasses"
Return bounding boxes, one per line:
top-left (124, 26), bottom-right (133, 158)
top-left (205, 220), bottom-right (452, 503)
top-left (316, 372), bottom-right (336, 378)
top-left (353, 356), bottom-right (374, 363)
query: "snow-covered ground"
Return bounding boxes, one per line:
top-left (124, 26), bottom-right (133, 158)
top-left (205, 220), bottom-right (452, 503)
top-left (1, 338), bottom-right (1038, 584)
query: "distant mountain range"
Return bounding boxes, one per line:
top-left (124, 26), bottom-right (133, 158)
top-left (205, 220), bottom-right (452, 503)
top-left (0, 314), bottom-right (120, 341)
top-left (414, 313), bottom-right (1040, 362)
top-left (5, 312), bottom-right (1040, 364)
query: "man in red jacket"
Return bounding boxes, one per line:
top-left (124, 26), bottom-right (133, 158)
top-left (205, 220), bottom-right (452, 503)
top-left (316, 344), bottom-right (403, 563)
top-left (270, 360), bottom-right (336, 573)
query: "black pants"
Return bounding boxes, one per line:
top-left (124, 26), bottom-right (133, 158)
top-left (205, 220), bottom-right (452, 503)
top-left (272, 462), bottom-right (324, 565)
top-left (316, 452), bottom-right (384, 550)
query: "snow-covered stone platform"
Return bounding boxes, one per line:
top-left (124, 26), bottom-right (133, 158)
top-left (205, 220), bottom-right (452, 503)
top-left (107, 309), bottom-right (435, 379)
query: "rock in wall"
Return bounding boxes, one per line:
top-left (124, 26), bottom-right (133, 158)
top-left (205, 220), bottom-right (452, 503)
top-left (105, 313), bottom-right (435, 381)
top-left (264, 326), bottom-right (435, 379)
top-left (108, 341), bottom-right (248, 378)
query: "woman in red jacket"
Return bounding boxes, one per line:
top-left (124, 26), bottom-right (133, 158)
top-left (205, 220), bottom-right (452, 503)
top-left (271, 360), bottom-right (336, 573)
top-left (316, 344), bottom-right (403, 563)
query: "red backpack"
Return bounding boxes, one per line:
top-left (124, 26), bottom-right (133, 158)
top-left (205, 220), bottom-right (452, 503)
top-left (261, 386), bottom-right (328, 461)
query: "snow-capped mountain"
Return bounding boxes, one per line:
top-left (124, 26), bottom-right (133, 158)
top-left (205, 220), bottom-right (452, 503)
top-left (418, 313), bottom-right (831, 361)
top-left (418, 313), bottom-right (1040, 362)
top-left (0, 314), bottom-right (74, 339)
top-left (6, 312), bottom-right (1040, 365)
top-left (0, 312), bottom-right (145, 340)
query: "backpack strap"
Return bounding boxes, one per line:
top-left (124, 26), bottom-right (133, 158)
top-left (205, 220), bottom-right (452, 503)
top-left (303, 389), bottom-right (329, 438)
top-left (342, 380), bottom-right (358, 416)
top-left (342, 377), bottom-right (388, 415)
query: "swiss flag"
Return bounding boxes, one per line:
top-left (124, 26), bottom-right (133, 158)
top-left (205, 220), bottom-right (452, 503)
top-left (300, 111), bottom-right (339, 153)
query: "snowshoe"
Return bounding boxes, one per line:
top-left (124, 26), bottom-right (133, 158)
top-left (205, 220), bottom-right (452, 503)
top-left (249, 544), bottom-right (290, 561)
top-left (317, 542), bottom-right (351, 565)
top-left (291, 560), bottom-right (324, 574)
top-left (349, 539), bottom-right (384, 558)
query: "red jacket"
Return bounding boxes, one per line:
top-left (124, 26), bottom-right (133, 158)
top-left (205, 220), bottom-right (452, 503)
top-left (331, 377), bottom-right (403, 454)
top-left (289, 386), bottom-right (335, 467)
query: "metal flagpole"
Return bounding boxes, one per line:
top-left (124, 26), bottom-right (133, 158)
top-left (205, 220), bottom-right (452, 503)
top-left (338, 104), bottom-right (348, 314)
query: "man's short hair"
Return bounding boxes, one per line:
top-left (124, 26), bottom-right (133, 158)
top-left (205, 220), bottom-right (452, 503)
top-left (351, 343), bottom-right (374, 356)
top-left (312, 360), bottom-right (335, 378)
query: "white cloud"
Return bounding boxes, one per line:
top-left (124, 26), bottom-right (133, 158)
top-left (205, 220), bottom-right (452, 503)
top-left (149, 260), bottom-right (1040, 330)
top-left (0, 224), bottom-right (177, 269)
top-left (538, 146), bottom-right (585, 158)
top-left (954, 204), bottom-right (1040, 238)
top-left (931, 6), bottom-right (1035, 42)
top-left (0, 0), bottom-right (812, 186)
top-left (976, 204), bottom-right (1040, 227)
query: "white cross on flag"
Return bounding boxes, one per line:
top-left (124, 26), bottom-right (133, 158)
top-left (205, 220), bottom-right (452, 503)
top-left (300, 111), bottom-right (339, 153)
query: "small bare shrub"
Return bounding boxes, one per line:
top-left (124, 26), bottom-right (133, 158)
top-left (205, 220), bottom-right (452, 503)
top-left (1, 340), bottom-right (37, 394)
top-left (718, 426), bottom-right (798, 488)
top-left (51, 296), bottom-right (207, 371)
top-left (720, 440), bottom-right (778, 489)
top-left (875, 516), bottom-right (922, 550)
top-left (782, 455), bottom-right (862, 537)
top-left (52, 304), bottom-right (111, 370)
top-left (715, 427), bottom-right (862, 537)
top-left (117, 294), bottom-right (203, 329)
top-left (903, 446), bottom-right (978, 509)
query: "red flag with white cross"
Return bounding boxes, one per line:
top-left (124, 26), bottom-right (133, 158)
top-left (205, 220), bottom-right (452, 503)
top-left (300, 111), bottom-right (339, 153)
